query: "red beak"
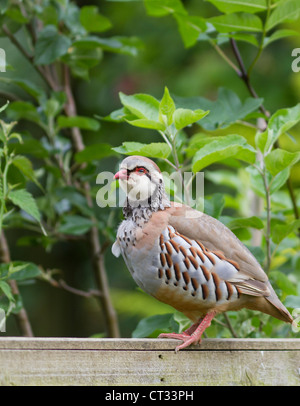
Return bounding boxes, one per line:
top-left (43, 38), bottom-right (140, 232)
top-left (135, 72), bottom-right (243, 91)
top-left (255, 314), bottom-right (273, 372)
top-left (114, 169), bottom-right (128, 180)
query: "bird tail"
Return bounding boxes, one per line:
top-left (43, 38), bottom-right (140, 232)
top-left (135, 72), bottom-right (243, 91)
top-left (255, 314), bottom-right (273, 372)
top-left (265, 281), bottom-right (293, 324)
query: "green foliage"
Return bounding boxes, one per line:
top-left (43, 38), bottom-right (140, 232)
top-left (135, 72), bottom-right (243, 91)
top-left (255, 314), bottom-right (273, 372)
top-left (173, 88), bottom-right (263, 130)
top-left (106, 0), bottom-right (300, 340)
top-left (205, 0), bottom-right (268, 14)
top-left (34, 25), bottom-right (72, 65)
top-left (0, 0), bottom-right (146, 332)
top-left (112, 142), bottom-right (171, 159)
top-left (0, 0), bottom-right (299, 341)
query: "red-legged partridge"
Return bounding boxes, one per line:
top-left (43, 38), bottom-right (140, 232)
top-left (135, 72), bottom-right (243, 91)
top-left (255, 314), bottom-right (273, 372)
top-left (112, 156), bottom-right (293, 351)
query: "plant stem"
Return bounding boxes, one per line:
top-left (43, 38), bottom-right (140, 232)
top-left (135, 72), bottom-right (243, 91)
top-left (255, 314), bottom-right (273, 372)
top-left (262, 170), bottom-right (272, 273)
top-left (209, 39), bottom-right (240, 75)
top-left (0, 232), bottom-right (34, 336)
top-left (223, 313), bottom-right (238, 338)
top-left (247, 0), bottom-right (271, 78)
top-left (0, 146), bottom-right (10, 235)
top-left (172, 138), bottom-right (192, 207)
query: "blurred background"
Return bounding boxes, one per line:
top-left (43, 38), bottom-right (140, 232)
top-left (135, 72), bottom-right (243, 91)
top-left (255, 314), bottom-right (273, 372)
top-left (0, 0), bottom-right (299, 338)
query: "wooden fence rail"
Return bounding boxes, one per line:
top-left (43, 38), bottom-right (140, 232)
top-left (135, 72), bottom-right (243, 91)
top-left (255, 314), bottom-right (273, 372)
top-left (0, 337), bottom-right (299, 386)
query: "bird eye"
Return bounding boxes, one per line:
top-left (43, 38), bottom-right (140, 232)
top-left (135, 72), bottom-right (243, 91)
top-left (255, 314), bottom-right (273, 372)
top-left (136, 167), bottom-right (146, 173)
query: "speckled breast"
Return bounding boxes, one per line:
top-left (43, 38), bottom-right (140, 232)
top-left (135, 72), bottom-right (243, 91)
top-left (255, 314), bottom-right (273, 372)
top-left (118, 222), bottom-right (242, 317)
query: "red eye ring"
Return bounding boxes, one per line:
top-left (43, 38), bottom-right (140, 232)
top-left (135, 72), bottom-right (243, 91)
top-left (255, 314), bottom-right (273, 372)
top-left (136, 167), bottom-right (146, 173)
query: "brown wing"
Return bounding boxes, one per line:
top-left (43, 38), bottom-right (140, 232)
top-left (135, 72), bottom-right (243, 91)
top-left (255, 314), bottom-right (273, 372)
top-left (168, 203), bottom-right (268, 282)
top-left (166, 203), bottom-right (293, 323)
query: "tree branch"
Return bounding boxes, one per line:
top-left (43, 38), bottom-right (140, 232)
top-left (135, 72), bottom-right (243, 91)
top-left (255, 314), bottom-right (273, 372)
top-left (2, 25), bottom-right (57, 91)
top-left (229, 38), bottom-right (269, 119)
top-left (63, 65), bottom-right (120, 338)
top-left (45, 276), bottom-right (102, 298)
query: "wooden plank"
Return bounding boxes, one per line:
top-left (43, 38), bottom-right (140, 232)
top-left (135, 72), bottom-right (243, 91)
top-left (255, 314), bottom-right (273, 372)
top-left (0, 337), bottom-right (299, 350)
top-left (0, 337), bottom-right (299, 386)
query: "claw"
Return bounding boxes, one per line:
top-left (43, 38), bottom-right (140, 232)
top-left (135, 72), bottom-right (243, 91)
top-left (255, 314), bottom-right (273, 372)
top-left (158, 332), bottom-right (200, 352)
top-left (158, 312), bottom-right (215, 352)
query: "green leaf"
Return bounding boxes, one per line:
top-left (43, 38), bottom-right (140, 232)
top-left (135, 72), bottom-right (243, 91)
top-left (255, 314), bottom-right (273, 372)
top-left (272, 219), bottom-right (300, 245)
top-left (58, 215), bottom-right (93, 235)
top-left (8, 189), bottom-right (41, 223)
top-left (205, 0), bottom-right (267, 14)
top-left (75, 143), bottom-right (118, 163)
top-left (266, 0), bottom-right (300, 31)
top-left (264, 29), bottom-right (300, 48)
top-left (11, 155), bottom-right (42, 189)
top-left (125, 118), bottom-right (165, 131)
top-left (144, 0), bottom-right (187, 17)
top-left (55, 186), bottom-right (94, 217)
top-left (172, 311), bottom-right (191, 333)
top-left (0, 100), bottom-right (9, 114)
top-left (34, 25), bottom-right (71, 65)
top-left (204, 193), bottom-right (225, 219)
top-left (285, 295), bottom-right (300, 308)
top-left (220, 32), bottom-right (259, 47)
top-left (62, 45), bottom-right (102, 80)
top-left (6, 101), bottom-right (42, 125)
top-left (37, 4), bottom-right (59, 27)
top-left (256, 104), bottom-right (300, 153)
top-left (192, 134), bottom-right (256, 172)
top-left (9, 137), bottom-right (49, 159)
top-left (57, 115), bottom-right (100, 131)
top-left (132, 313), bottom-right (176, 338)
top-left (80, 6), bottom-right (112, 33)
top-left (270, 167), bottom-right (290, 195)
top-left (7, 261), bottom-right (41, 281)
top-left (6, 6), bottom-right (29, 23)
top-left (119, 92), bottom-right (160, 121)
top-left (112, 141), bottom-right (171, 159)
top-left (265, 149), bottom-right (300, 176)
top-left (205, 169), bottom-right (242, 190)
top-left (269, 103), bottom-right (300, 139)
top-left (174, 14), bottom-right (206, 48)
top-left (207, 13), bottom-right (263, 33)
top-left (226, 216), bottom-right (264, 230)
top-left (173, 108), bottom-right (209, 130)
top-left (0, 78), bottom-right (46, 102)
top-left (269, 271), bottom-right (297, 296)
top-left (173, 88), bottom-right (263, 130)
top-left (159, 87), bottom-right (176, 126)
top-left (44, 99), bottom-right (62, 119)
top-left (60, 3), bottom-right (85, 36)
top-left (0, 281), bottom-right (14, 302)
top-left (246, 245), bottom-right (265, 265)
top-left (73, 36), bottom-right (143, 57)
top-left (8, 132), bottom-right (22, 144)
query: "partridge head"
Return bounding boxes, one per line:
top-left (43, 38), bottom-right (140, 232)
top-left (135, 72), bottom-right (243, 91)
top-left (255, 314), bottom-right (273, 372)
top-left (112, 156), bottom-right (293, 351)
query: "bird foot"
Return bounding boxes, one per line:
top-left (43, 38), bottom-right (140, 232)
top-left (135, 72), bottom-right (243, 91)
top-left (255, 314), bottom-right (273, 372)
top-left (158, 332), bottom-right (202, 352)
top-left (158, 312), bottom-right (215, 352)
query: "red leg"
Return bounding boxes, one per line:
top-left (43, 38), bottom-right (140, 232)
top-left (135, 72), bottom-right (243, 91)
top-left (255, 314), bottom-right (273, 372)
top-left (158, 319), bottom-right (201, 341)
top-left (182, 320), bottom-right (202, 336)
top-left (158, 312), bottom-right (215, 352)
